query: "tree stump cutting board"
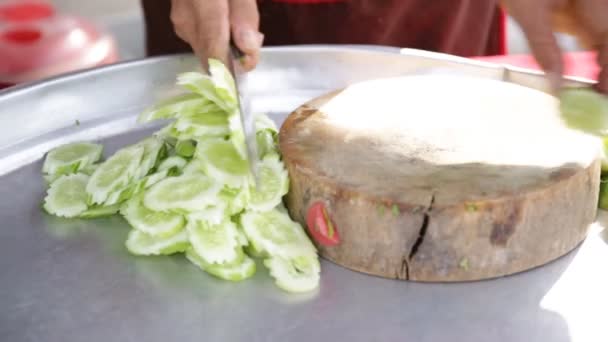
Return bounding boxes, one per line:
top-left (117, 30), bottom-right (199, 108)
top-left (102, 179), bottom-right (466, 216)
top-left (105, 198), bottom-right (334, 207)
top-left (279, 75), bottom-right (603, 282)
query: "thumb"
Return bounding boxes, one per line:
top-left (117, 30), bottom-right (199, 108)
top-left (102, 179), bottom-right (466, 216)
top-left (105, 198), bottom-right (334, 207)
top-left (229, 0), bottom-right (263, 71)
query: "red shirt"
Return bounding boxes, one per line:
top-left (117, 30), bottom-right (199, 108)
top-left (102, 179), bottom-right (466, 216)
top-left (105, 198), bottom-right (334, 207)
top-left (141, 0), bottom-right (506, 57)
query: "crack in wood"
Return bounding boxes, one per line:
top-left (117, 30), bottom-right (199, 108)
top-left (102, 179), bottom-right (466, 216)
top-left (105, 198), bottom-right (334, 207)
top-left (408, 194), bottom-right (435, 261)
top-left (402, 257), bottom-right (409, 280)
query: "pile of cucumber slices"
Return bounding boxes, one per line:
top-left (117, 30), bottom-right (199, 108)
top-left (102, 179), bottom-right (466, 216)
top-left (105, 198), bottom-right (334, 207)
top-left (40, 59), bottom-right (320, 293)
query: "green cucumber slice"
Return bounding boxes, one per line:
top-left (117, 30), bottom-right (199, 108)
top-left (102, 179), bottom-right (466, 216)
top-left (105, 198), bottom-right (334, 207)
top-left (43, 142), bottom-right (103, 176)
top-left (121, 195), bottom-right (186, 237)
top-left (219, 186), bottom-right (249, 216)
top-left (43, 173), bottom-right (89, 218)
top-left (187, 204), bottom-right (228, 226)
top-left (103, 168), bottom-right (170, 206)
top-left (157, 156), bottom-right (188, 173)
top-left (255, 113), bottom-right (278, 133)
top-left (80, 164), bottom-right (99, 176)
top-left (599, 176), bottom-right (608, 210)
top-left (79, 203), bottom-right (121, 218)
top-left (240, 209), bottom-right (317, 259)
top-left (137, 93), bottom-right (213, 123)
top-left (264, 255), bottom-right (320, 293)
top-left (208, 59), bottom-right (238, 107)
top-left (134, 136), bottom-right (165, 179)
top-left (247, 155), bottom-right (289, 212)
top-left (174, 111), bottom-right (230, 138)
top-left (125, 228), bottom-right (190, 256)
top-left (256, 129), bottom-right (278, 159)
top-left (559, 87), bottom-right (608, 136)
top-left (143, 173), bottom-right (221, 212)
top-left (86, 145), bottom-right (144, 205)
top-left (227, 114), bottom-right (248, 161)
top-left (181, 160), bottom-right (206, 175)
top-left (186, 216), bottom-right (242, 264)
top-left (196, 138), bottom-right (250, 187)
top-left (602, 137), bottom-right (608, 172)
top-left (186, 247), bottom-right (255, 281)
top-left (177, 72), bottom-right (233, 112)
top-left (175, 139), bottom-right (197, 158)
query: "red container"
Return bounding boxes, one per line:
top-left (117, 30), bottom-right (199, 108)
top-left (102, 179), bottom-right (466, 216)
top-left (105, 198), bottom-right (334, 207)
top-left (0, 0), bottom-right (118, 89)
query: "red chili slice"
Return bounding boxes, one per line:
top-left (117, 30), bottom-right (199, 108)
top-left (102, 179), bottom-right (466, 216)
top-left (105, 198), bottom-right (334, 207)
top-left (306, 201), bottom-right (340, 246)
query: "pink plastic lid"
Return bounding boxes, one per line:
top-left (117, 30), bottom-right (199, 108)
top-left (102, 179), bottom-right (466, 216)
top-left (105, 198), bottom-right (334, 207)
top-left (0, 0), bottom-right (118, 85)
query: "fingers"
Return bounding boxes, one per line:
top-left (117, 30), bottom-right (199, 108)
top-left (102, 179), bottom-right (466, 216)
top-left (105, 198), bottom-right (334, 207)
top-left (519, 6), bottom-right (565, 93)
top-left (229, 0), bottom-right (263, 71)
top-left (170, 0), bottom-right (230, 68)
top-left (595, 38), bottom-right (608, 93)
top-left (503, 0), bottom-right (565, 93)
top-left (575, 0), bottom-right (608, 94)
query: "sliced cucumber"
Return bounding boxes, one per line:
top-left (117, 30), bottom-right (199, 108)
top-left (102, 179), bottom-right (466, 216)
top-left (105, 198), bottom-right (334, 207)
top-left (196, 138), bottom-right (250, 187)
top-left (138, 93), bottom-right (212, 123)
top-left (175, 140), bottom-right (197, 158)
top-left (236, 224), bottom-right (249, 247)
top-left (602, 137), bottom-right (608, 172)
top-left (104, 169), bottom-right (170, 206)
top-left (186, 247), bottom-right (255, 282)
top-left (247, 155), bottom-right (289, 212)
top-left (174, 111), bottom-right (230, 138)
top-left (86, 145), bottom-right (144, 205)
top-left (208, 59), bottom-right (238, 107)
top-left (38, 59), bottom-right (322, 293)
top-left (43, 173), bottom-right (90, 218)
top-left (255, 113), bottom-right (278, 133)
top-left (177, 72), bottom-right (232, 112)
top-left (264, 255), bottom-right (320, 293)
top-left (79, 203), bottom-right (121, 218)
top-left (227, 114), bottom-right (248, 161)
top-left (256, 129), bottom-right (278, 159)
top-left (80, 164), bottom-right (99, 176)
top-left (125, 228), bottom-right (190, 256)
top-left (559, 87), bottom-right (608, 136)
top-left (121, 195), bottom-right (186, 237)
top-left (244, 242), bottom-right (267, 258)
top-left (186, 216), bottom-right (242, 264)
top-left (157, 156), bottom-right (188, 173)
top-left (43, 142), bottom-right (103, 176)
top-left (187, 204), bottom-right (228, 226)
top-left (44, 163), bottom-right (100, 186)
top-left (240, 209), bottom-right (317, 259)
top-left (599, 177), bottom-right (608, 210)
top-left (143, 173), bottom-right (221, 213)
top-left (137, 136), bottom-right (166, 178)
top-left (219, 186), bottom-right (249, 215)
top-left (181, 160), bottom-right (206, 175)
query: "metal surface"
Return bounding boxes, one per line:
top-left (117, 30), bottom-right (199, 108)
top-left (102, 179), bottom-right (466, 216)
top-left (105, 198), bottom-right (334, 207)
top-left (1, 46), bottom-right (607, 342)
top-left (228, 42), bottom-right (259, 185)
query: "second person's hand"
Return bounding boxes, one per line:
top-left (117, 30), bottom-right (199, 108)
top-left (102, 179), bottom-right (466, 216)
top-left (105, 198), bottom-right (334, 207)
top-left (170, 0), bottom-right (264, 71)
top-left (503, 0), bottom-right (608, 94)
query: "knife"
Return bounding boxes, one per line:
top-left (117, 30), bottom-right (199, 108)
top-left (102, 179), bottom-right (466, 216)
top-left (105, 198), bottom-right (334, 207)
top-left (227, 42), bottom-right (260, 188)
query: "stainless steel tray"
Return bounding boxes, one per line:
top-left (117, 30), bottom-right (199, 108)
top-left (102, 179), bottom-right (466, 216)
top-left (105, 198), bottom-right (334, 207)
top-left (1, 46), bottom-right (607, 342)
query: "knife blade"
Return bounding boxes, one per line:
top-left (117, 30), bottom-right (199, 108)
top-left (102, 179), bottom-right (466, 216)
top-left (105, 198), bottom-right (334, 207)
top-left (227, 42), bottom-right (260, 188)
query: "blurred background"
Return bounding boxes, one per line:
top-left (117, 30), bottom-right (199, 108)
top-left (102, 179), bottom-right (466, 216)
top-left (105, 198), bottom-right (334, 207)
top-left (0, 0), bottom-right (587, 88)
top-left (52, 0), bottom-right (583, 61)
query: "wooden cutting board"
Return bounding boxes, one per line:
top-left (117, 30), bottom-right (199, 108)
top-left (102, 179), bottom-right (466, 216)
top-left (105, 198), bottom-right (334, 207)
top-left (279, 75), bottom-right (602, 282)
